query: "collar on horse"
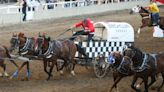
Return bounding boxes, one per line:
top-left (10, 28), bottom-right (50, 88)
top-left (117, 56), bottom-right (132, 75)
top-left (19, 38), bottom-right (33, 55)
top-left (43, 41), bottom-right (54, 58)
top-left (132, 53), bottom-right (150, 72)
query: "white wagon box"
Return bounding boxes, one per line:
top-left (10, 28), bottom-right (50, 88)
top-left (75, 22), bottom-right (135, 58)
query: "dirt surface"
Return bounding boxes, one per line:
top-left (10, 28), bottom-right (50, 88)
top-left (0, 6), bottom-right (163, 92)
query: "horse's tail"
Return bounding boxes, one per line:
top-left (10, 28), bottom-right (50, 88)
top-left (75, 44), bottom-right (89, 62)
top-left (2, 45), bottom-right (11, 58)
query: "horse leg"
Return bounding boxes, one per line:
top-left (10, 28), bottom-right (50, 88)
top-left (10, 62), bottom-right (27, 79)
top-left (0, 61), bottom-right (9, 77)
top-left (143, 77), bottom-right (149, 92)
top-left (26, 62), bottom-right (30, 79)
top-left (131, 76), bottom-right (141, 92)
top-left (148, 74), bottom-right (156, 87)
top-left (135, 80), bottom-right (144, 89)
top-left (70, 59), bottom-right (76, 76)
top-left (58, 59), bottom-right (67, 75)
top-left (157, 72), bottom-right (164, 92)
top-left (109, 75), bottom-right (122, 92)
top-left (137, 25), bottom-right (145, 37)
top-left (43, 59), bottom-right (51, 76)
top-left (47, 60), bottom-right (55, 80)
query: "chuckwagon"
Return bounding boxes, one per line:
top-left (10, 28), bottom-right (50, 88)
top-left (74, 22), bottom-right (135, 78)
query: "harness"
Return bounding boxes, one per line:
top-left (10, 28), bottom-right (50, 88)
top-left (132, 53), bottom-right (150, 72)
top-left (19, 38), bottom-right (33, 55)
top-left (150, 54), bottom-right (157, 69)
top-left (117, 56), bottom-right (131, 75)
top-left (142, 16), bottom-right (150, 19)
top-left (43, 41), bottom-right (54, 58)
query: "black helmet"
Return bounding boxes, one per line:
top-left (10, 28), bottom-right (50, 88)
top-left (82, 18), bottom-right (88, 24)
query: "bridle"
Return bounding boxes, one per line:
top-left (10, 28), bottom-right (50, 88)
top-left (10, 36), bottom-right (20, 51)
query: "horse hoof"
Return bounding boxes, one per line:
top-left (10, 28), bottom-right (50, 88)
top-left (3, 72), bottom-right (9, 77)
top-left (46, 77), bottom-right (50, 81)
top-left (71, 71), bottom-right (76, 76)
top-left (9, 76), bottom-right (13, 79)
top-left (136, 84), bottom-right (141, 89)
top-left (0, 73), bottom-right (3, 77)
top-left (60, 70), bottom-right (64, 75)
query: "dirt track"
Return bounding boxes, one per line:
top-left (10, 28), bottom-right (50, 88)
top-left (0, 6), bottom-right (163, 92)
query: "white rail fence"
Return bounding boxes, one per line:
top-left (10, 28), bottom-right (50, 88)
top-left (0, 0), bottom-right (148, 25)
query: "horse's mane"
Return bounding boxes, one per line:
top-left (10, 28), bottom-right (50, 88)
top-left (127, 46), bottom-right (143, 63)
top-left (140, 6), bottom-right (149, 14)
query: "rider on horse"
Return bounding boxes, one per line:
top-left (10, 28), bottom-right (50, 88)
top-left (146, 0), bottom-right (159, 26)
top-left (70, 18), bottom-right (95, 42)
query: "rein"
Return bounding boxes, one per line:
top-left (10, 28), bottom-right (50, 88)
top-left (142, 16), bottom-right (150, 19)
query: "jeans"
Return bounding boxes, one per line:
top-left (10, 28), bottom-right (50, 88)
top-left (22, 8), bottom-right (26, 21)
top-left (151, 13), bottom-right (159, 24)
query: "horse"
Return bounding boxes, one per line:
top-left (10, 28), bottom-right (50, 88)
top-left (0, 45), bottom-right (18, 77)
top-left (130, 5), bottom-right (164, 35)
top-left (9, 32), bottom-right (39, 79)
top-left (108, 51), bottom-right (134, 92)
top-left (122, 46), bottom-right (158, 92)
top-left (36, 34), bottom-right (79, 80)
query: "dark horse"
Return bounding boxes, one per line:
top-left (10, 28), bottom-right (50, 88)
top-left (36, 35), bottom-right (78, 80)
top-left (0, 45), bottom-right (18, 77)
top-left (36, 34), bottom-right (89, 80)
top-left (130, 5), bottom-right (164, 35)
top-left (10, 32), bottom-right (39, 79)
top-left (108, 51), bottom-right (134, 92)
top-left (122, 46), bottom-right (164, 92)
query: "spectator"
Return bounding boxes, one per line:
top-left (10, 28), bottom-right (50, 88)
top-left (46, 0), bottom-right (54, 9)
top-left (22, 0), bottom-right (27, 21)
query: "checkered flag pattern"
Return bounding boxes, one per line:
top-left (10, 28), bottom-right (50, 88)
top-left (75, 41), bottom-right (133, 58)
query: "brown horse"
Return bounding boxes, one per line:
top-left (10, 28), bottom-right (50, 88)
top-left (0, 45), bottom-right (18, 77)
top-left (122, 46), bottom-right (161, 92)
top-left (130, 5), bottom-right (164, 35)
top-left (36, 35), bottom-right (77, 80)
top-left (10, 32), bottom-right (39, 79)
top-left (108, 51), bottom-right (134, 92)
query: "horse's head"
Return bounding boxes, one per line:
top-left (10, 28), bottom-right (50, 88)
top-left (130, 5), bottom-right (140, 14)
top-left (109, 52), bottom-right (122, 67)
top-left (130, 5), bottom-right (149, 16)
top-left (10, 33), bottom-right (19, 52)
top-left (123, 45), bottom-right (143, 67)
top-left (36, 34), bottom-right (51, 55)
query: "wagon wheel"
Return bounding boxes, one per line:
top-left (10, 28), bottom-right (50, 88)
top-left (93, 58), bottom-right (109, 78)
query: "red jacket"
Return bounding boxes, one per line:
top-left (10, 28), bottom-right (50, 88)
top-left (74, 18), bottom-right (95, 33)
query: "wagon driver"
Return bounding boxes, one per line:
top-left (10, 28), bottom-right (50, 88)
top-left (70, 18), bottom-right (95, 42)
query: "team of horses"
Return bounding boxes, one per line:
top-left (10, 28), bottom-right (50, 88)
top-left (0, 30), bottom-right (163, 92)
